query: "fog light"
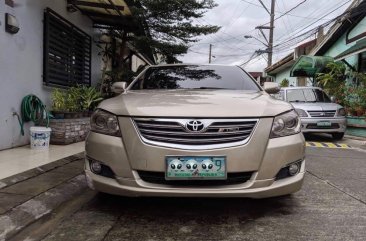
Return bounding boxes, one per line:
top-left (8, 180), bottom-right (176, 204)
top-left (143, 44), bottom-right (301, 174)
top-left (288, 163), bottom-right (300, 176)
top-left (90, 160), bottom-right (102, 174)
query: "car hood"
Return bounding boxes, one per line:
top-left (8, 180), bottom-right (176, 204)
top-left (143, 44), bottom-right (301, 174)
top-left (290, 102), bottom-right (343, 111)
top-left (98, 90), bottom-right (293, 117)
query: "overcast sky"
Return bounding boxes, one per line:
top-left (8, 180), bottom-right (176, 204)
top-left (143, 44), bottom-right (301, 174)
top-left (178, 0), bottom-right (353, 71)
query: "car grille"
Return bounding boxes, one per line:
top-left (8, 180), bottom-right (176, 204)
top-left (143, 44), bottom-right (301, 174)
top-left (308, 110), bottom-right (336, 117)
top-left (137, 171), bottom-right (254, 186)
top-left (133, 118), bottom-right (258, 148)
top-left (306, 123), bottom-right (340, 129)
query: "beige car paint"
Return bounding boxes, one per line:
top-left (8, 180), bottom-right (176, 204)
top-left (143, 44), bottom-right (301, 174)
top-left (85, 65), bottom-right (306, 198)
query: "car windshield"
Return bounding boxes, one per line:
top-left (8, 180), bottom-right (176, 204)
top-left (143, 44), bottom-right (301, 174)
top-left (130, 65), bottom-right (260, 91)
top-left (286, 88), bottom-right (331, 103)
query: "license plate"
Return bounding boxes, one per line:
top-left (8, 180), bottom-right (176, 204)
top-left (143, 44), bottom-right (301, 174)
top-left (166, 156), bottom-right (226, 180)
top-left (317, 121), bottom-right (332, 127)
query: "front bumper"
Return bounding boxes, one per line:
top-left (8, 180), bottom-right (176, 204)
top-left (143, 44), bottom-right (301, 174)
top-left (85, 167), bottom-right (305, 198)
top-left (85, 122), bottom-right (306, 198)
top-left (300, 117), bottom-right (346, 133)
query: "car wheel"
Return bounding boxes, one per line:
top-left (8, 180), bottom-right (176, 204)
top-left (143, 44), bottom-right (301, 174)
top-left (332, 132), bottom-right (344, 140)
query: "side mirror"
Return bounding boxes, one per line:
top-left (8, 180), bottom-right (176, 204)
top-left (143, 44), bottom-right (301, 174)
top-left (111, 82), bottom-right (127, 94)
top-left (263, 82), bottom-right (280, 94)
top-left (330, 96), bottom-right (336, 103)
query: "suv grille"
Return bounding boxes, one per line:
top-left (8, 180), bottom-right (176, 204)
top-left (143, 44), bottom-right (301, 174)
top-left (137, 171), bottom-right (253, 186)
top-left (308, 110), bottom-right (336, 117)
top-left (133, 118), bottom-right (257, 148)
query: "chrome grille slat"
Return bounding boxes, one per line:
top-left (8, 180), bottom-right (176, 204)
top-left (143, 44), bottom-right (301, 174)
top-left (208, 123), bottom-right (256, 128)
top-left (134, 123), bottom-right (184, 130)
top-left (142, 134), bottom-right (247, 144)
top-left (139, 128), bottom-right (253, 136)
top-left (133, 118), bottom-right (258, 149)
top-left (308, 111), bottom-right (336, 117)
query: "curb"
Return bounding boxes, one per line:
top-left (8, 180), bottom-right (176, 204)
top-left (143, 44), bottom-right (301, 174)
top-left (0, 153), bottom-right (84, 190)
top-left (0, 175), bottom-right (88, 241)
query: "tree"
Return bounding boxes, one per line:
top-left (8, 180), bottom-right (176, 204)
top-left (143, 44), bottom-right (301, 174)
top-left (129, 0), bottom-right (220, 63)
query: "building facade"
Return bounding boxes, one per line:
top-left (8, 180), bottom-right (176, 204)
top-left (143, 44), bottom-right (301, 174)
top-left (0, 0), bottom-right (153, 150)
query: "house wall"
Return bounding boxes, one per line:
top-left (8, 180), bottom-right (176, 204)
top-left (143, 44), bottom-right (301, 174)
top-left (323, 16), bottom-right (366, 67)
top-left (274, 67), bottom-right (298, 87)
top-left (0, 0), bottom-right (102, 150)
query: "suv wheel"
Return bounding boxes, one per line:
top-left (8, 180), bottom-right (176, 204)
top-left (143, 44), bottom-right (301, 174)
top-left (332, 132), bottom-right (344, 140)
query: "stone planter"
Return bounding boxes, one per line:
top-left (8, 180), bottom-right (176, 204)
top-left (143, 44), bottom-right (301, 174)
top-left (346, 116), bottom-right (366, 138)
top-left (42, 117), bottom-right (90, 145)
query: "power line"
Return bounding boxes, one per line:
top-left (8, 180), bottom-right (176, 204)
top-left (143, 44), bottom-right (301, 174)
top-left (273, 0), bottom-right (352, 49)
top-left (240, 0), bottom-right (331, 20)
top-left (188, 49), bottom-right (253, 57)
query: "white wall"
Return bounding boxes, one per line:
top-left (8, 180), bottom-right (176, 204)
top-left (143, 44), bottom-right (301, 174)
top-left (0, 0), bottom-right (101, 150)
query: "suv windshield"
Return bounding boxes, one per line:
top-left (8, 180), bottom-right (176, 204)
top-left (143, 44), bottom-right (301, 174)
top-left (130, 65), bottom-right (260, 91)
top-left (286, 88), bottom-right (331, 103)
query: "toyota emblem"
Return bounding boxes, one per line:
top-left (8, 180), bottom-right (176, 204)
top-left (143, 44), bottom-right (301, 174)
top-left (185, 120), bottom-right (205, 132)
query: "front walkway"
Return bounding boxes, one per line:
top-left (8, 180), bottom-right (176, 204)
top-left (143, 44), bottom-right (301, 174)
top-left (0, 142), bottom-right (85, 180)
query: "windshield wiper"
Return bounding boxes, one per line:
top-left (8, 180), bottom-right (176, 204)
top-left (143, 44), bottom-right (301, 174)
top-left (289, 100), bottom-right (305, 102)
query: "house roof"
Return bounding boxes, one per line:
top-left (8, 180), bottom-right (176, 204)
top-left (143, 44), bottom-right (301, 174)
top-left (248, 72), bottom-right (263, 78)
top-left (66, 0), bottom-right (137, 31)
top-left (265, 53), bottom-right (294, 75)
top-left (265, 38), bottom-right (318, 75)
top-left (334, 38), bottom-right (366, 60)
top-left (311, 0), bottom-right (366, 56)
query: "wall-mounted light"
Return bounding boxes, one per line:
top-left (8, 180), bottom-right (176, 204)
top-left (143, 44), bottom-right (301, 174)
top-left (5, 13), bottom-right (19, 34)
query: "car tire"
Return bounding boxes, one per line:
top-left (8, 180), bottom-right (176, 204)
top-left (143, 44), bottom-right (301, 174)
top-left (332, 132), bottom-right (344, 140)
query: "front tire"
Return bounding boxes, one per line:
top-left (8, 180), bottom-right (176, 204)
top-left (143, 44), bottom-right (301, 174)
top-left (332, 132), bottom-right (344, 140)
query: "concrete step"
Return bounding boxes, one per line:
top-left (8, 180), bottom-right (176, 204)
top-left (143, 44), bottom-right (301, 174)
top-left (0, 153), bottom-right (95, 241)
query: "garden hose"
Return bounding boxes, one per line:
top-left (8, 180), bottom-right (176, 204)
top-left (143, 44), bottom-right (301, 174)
top-left (18, 95), bottom-right (50, 136)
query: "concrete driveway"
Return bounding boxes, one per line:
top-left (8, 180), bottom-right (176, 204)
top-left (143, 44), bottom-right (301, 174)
top-left (41, 142), bottom-right (366, 241)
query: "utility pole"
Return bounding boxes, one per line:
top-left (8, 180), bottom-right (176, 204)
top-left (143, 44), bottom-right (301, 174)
top-left (209, 44), bottom-right (212, 64)
top-left (255, 0), bottom-right (275, 67)
top-left (268, 0), bottom-right (275, 66)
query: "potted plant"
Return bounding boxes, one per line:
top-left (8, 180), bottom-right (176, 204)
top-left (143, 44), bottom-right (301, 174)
top-left (81, 86), bottom-right (103, 117)
top-left (65, 86), bottom-right (83, 118)
top-left (51, 88), bottom-right (66, 119)
top-left (280, 78), bottom-right (289, 87)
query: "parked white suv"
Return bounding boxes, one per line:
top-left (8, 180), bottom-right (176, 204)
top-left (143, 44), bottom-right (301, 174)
top-left (275, 87), bottom-right (347, 140)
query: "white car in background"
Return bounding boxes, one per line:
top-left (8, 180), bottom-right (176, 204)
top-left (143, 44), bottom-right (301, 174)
top-left (274, 87), bottom-right (347, 140)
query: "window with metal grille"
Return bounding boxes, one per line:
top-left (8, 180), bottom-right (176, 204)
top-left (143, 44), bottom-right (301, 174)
top-left (43, 8), bottom-right (91, 87)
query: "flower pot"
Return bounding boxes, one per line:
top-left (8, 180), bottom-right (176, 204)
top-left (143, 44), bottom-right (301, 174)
top-left (64, 112), bottom-right (79, 119)
top-left (51, 111), bottom-right (65, 119)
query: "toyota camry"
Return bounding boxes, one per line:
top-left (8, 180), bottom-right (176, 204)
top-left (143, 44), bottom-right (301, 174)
top-left (85, 64), bottom-right (305, 198)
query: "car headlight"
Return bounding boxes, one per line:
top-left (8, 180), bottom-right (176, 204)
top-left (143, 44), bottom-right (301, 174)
top-left (270, 110), bottom-right (301, 138)
top-left (91, 109), bottom-right (121, 136)
top-left (295, 108), bottom-right (308, 117)
top-left (337, 108), bottom-right (346, 116)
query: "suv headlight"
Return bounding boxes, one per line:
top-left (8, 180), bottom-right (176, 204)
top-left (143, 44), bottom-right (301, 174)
top-left (91, 109), bottom-right (121, 136)
top-left (337, 108), bottom-right (346, 116)
top-left (295, 108), bottom-right (308, 117)
top-left (270, 110), bottom-right (301, 138)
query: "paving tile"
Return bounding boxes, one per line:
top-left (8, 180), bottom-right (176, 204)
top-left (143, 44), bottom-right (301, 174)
top-left (0, 169), bottom-right (78, 196)
top-left (53, 159), bottom-right (85, 176)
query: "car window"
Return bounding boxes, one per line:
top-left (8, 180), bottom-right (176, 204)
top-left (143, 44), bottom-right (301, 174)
top-left (287, 89), bottom-right (331, 103)
top-left (130, 65), bottom-right (260, 91)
